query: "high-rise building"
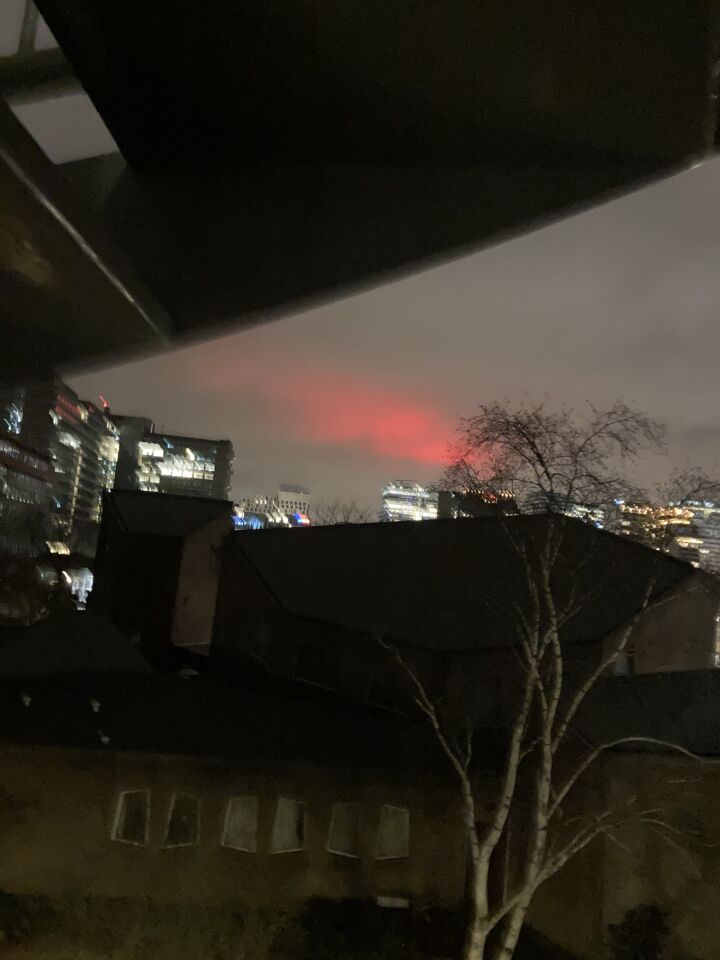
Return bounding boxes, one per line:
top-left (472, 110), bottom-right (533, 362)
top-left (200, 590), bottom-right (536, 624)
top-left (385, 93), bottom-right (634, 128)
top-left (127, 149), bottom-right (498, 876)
top-left (0, 390), bottom-right (24, 437)
top-left (0, 435), bottom-right (53, 556)
top-left (0, 377), bottom-right (119, 542)
top-left (113, 416), bottom-right (233, 500)
top-left (381, 482), bottom-right (439, 521)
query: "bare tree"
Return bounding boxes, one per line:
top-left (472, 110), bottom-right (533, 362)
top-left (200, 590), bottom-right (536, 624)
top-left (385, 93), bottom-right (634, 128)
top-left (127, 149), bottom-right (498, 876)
top-left (379, 400), bottom-right (717, 960)
top-left (382, 518), bottom-right (715, 960)
top-left (313, 499), bottom-right (375, 526)
top-left (443, 399), bottom-right (665, 513)
top-left (445, 399), bottom-right (720, 566)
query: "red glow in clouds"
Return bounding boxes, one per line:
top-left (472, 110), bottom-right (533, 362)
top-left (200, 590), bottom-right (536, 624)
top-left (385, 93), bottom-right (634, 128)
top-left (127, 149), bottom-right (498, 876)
top-left (186, 347), bottom-right (452, 466)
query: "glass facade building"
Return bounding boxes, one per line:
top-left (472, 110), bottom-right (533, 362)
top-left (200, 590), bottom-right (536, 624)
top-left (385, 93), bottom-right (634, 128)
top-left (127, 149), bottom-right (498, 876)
top-left (113, 417), bottom-right (233, 501)
top-left (381, 482), bottom-right (439, 522)
top-left (0, 377), bottom-right (119, 543)
top-left (0, 435), bottom-right (53, 556)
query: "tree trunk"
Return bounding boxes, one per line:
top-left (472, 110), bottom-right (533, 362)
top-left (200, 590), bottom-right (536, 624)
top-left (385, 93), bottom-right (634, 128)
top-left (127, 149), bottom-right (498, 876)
top-left (493, 903), bottom-right (527, 960)
top-left (464, 920), bottom-right (488, 960)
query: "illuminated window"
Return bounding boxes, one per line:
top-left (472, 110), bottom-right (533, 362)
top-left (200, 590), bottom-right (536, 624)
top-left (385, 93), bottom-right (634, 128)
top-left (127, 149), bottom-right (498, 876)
top-left (111, 790), bottom-right (150, 846)
top-left (58, 431), bottom-right (80, 450)
top-left (138, 442), bottom-right (165, 459)
top-left (375, 805), bottom-right (409, 860)
top-left (271, 798), bottom-right (305, 853)
top-left (163, 793), bottom-right (200, 848)
top-left (222, 796), bottom-right (258, 852)
top-left (327, 802), bottom-right (360, 858)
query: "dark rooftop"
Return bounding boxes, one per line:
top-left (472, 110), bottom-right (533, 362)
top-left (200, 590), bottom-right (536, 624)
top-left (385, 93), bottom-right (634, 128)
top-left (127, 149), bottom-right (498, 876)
top-left (231, 514), bottom-right (693, 651)
top-left (0, 672), bottom-right (438, 777)
top-left (0, 611), bottom-right (152, 679)
top-left (106, 489), bottom-right (232, 538)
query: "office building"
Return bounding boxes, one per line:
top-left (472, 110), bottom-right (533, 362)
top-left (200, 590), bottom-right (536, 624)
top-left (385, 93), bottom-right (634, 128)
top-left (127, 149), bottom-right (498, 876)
top-left (522, 491), bottom-right (607, 528)
top-left (0, 435), bottom-right (53, 556)
top-left (381, 482), bottom-right (438, 522)
top-left (232, 502), bottom-right (290, 531)
top-left (673, 500), bottom-right (720, 574)
top-left (1, 391), bottom-right (24, 437)
top-left (236, 485), bottom-right (312, 525)
top-left (0, 377), bottom-right (119, 541)
top-left (277, 484), bottom-right (312, 517)
top-left (437, 488), bottom-right (518, 519)
top-left (113, 417), bottom-right (233, 501)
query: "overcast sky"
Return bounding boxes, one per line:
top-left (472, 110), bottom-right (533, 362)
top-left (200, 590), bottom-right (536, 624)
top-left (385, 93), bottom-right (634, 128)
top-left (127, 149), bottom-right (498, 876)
top-left (68, 158), bottom-right (720, 511)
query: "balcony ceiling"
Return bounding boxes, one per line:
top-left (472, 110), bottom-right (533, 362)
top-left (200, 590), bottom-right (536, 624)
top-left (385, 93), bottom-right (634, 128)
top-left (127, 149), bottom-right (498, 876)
top-left (2, 0), bottom-right (718, 378)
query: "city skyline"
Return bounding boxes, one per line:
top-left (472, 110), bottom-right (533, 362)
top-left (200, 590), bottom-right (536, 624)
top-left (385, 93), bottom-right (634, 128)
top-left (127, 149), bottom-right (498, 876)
top-left (68, 157), bottom-right (720, 509)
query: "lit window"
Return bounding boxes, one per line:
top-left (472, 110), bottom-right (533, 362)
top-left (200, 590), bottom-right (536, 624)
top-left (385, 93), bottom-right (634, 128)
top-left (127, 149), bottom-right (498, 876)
top-left (271, 798), bottom-right (305, 853)
top-left (163, 792), bottom-right (200, 848)
top-left (222, 796), bottom-right (258, 852)
top-left (327, 802), bottom-right (360, 858)
top-left (375, 805), bottom-right (409, 860)
top-left (111, 790), bottom-right (150, 846)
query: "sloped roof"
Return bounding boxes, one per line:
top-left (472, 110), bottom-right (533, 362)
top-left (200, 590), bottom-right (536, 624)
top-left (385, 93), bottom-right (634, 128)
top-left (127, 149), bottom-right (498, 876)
top-left (0, 611), bottom-right (152, 678)
top-left (0, 673), bottom-right (439, 775)
top-left (108, 489), bottom-right (232, 538)
top-left (232, 515), bottom-right (692, 651)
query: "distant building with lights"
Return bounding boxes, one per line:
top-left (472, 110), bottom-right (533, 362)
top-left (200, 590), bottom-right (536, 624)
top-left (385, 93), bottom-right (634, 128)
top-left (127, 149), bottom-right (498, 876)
top-left (232, 501), bottom-right (291, 531)
top-left (381, 482), bottom-right (438, 521)
top-left (113, 416), bottom-right (233, 501)
top-left (0, 436), bottom-right (53, 556)
top-left (0, 377), bottom-right (119, 547)
top-left (236, 485), bottom-right (312, 527)
top-left (522, 491), bottom-right (607, 527)
top-left (277, 484), bottom-right (312, 517)
top-left (676, 501), bottom-right (720, 574)
top-left (437, 488), bottom-right (518, 519)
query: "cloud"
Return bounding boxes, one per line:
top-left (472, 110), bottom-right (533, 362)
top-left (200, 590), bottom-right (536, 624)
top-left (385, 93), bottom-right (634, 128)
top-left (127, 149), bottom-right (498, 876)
top-left (180, 345), bottom-right (454, 466)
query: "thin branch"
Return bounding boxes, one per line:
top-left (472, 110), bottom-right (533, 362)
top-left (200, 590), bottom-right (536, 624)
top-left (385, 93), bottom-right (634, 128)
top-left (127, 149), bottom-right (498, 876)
top-left (551, 737), bottom-right (720, 817)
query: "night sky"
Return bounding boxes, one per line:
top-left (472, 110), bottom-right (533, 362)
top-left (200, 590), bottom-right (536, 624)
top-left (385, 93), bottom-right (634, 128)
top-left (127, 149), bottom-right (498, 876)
top-left (68, 158), bottom-right (720, 512)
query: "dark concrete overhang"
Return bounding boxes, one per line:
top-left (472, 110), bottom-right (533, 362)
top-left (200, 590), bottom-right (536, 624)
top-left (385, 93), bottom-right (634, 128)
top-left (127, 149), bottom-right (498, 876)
top-left (2, 0), bottom-right (719, 377)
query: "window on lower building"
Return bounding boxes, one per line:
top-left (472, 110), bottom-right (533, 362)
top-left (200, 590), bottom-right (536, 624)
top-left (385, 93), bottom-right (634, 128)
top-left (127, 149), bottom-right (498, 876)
top-left (222, 796), bottom-right (258, 852)
top-left (327, 802), bottom-right (360, 858)
top-left (375, 805), bottom-right (409, 860)
top-left (294, 643), bottom-right (337, 689)
top-left (271, 797), bottom-right (305, 853)
top-left (111, 790), bottom-right (150, 846)
top-left (163, 792), bottom-right (200, 848)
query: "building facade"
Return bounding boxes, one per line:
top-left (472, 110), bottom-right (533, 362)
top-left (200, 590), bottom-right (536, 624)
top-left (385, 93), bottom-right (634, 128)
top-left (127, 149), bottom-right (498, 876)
top-left (232, 502), bottom-right (291, 530)
top-left (236, 485), bottom-right (312, 526)
top-left (381, 482), bottom-right (438, 522)
top-left (678, 500), bottom-right (720, 573)
top-left (92, 490), bottom-right (234, 657)
top-left (113, 416), bottom-right (233, 500)
top-left (0, 377), bottom-right (119, 543)
top-left (0, 435), bottom-right (53, 556)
